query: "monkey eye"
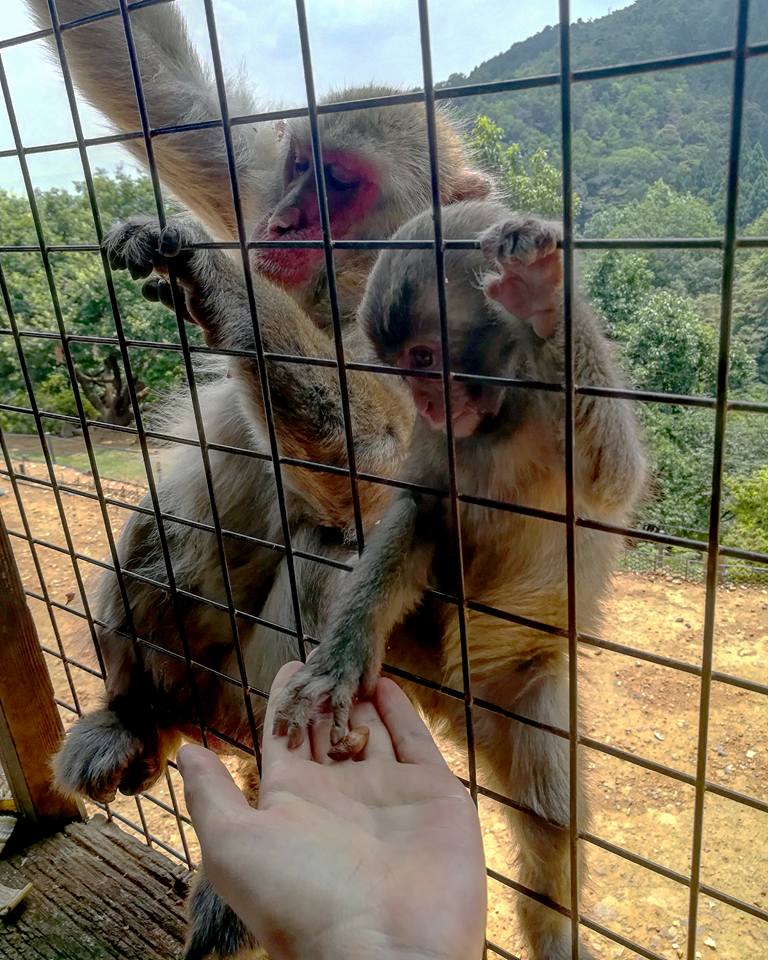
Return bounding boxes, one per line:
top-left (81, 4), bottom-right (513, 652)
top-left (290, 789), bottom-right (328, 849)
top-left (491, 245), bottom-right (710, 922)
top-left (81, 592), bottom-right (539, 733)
top-left (324, 163), bottom-right (358, 191)
top-left (294, 157), bottom-right (311, 177)
top-left (409, 345), bottom-right (435, 369)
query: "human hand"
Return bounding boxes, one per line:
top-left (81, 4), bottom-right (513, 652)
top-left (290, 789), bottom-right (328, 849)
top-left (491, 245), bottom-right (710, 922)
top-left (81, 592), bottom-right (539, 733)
top-left (178, 662), bottom-right (487, 960)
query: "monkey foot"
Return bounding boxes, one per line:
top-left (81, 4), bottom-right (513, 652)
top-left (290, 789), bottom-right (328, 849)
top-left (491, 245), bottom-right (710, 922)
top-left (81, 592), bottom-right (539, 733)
top-left (53, 707), bottom-right (169, 803)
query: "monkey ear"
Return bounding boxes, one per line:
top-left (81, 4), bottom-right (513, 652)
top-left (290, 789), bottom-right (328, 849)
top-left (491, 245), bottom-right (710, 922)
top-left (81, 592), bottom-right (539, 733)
top-left (442, 169), bottom-right (492, 204)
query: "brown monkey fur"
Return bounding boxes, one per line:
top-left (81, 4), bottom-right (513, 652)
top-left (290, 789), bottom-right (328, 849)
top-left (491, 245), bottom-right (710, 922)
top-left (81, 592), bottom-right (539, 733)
top-left (273, 202), bottom-right (646, 960)
top-left (26, 4), bottom-right (645, 959)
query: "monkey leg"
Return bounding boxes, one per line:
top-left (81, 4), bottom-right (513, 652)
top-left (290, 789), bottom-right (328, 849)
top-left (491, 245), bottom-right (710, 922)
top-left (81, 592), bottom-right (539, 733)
top-left (473, 668), bottom-right (594, 960)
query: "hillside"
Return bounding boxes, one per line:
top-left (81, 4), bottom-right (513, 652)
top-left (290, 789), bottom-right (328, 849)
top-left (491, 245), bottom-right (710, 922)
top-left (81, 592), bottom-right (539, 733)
top-left (447, 0), bottom-right (768, 223)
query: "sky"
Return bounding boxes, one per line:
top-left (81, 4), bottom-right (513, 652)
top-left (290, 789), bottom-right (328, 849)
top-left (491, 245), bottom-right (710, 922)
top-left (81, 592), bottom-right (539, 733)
top-left (0, 0), bottom-right (633, 192)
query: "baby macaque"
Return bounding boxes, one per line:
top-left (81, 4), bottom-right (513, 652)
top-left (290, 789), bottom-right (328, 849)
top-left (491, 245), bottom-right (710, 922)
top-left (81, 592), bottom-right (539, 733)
top-left (274, 200), bottom-right (645, 960)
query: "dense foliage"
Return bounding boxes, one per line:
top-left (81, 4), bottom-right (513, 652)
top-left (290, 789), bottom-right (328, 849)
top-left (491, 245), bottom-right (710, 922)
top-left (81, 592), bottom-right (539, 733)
top-left (449, 0), bottom-right (768, 226)
top-left (0, 170), bottom-right (184, 429)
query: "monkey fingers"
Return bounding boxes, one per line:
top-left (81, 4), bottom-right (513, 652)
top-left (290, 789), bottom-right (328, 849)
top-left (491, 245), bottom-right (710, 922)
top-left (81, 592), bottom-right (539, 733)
top-left (329, 691), bottom-right (355, 749)
top-left (105, 218), bottom-right (198, 284)
top-left (105, 218), bottom-right (215, 329)
top-left (480, 216), bottom-right (564, 338)
top-left (327, 725), bottom-right (369, 762)
top-left (479, 215), bottom-right (561, 268)
top-left (271, 664), bottom-right (361, 753)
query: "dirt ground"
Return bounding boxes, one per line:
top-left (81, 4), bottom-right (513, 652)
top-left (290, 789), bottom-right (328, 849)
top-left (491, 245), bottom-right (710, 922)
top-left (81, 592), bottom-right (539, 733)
top-left (1, 461), bottom-right (766, 960)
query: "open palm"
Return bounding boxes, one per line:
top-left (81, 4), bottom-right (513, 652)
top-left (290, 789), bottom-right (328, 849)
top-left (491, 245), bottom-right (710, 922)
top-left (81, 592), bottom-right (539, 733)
top-left (180, 663), bottom-right (487, 960)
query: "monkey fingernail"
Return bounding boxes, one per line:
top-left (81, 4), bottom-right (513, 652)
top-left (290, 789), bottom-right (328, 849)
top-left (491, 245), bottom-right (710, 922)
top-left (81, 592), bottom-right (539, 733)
top-left (128, 259), bottom-right (153, 281)
top-left (287, 726), bottom-right (306, 750)
top-left (142, 278), bottom-right (161, 302)
top-left (160, 226), bottom-right (182, 257)
top-left (327, 725), bottom-right (369, 762)
top-left (157, 280), bottom-right (175, 309)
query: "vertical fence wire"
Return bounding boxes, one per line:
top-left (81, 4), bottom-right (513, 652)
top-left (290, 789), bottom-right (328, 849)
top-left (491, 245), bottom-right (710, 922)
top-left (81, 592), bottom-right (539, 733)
top-left (685, 3), bottom-right (751, 958)
top-left (415, 0), bottom-right (479, 807)
top-left (557, 2), bottom-right (582, 955)
top-left (0, 423), bottom-right (82, 713)
top-left (293, 0), bottom-right (366, 554)
top-left (198, 0), bottom-right (310, 678)
top-left (116, 0), bottom-right (264, 758)
top-left (42, 0), bottom-right (162, 713)
top-left (0, 54), bottom-right (108, 670)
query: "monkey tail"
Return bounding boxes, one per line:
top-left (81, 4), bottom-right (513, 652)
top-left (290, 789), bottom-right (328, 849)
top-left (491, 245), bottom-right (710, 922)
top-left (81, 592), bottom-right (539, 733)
top-left (184, 872), bottom-right (261, 960)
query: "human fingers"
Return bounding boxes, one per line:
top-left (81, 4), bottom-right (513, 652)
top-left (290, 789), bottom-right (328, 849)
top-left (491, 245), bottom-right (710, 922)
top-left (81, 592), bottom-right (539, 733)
top-left (177, 744), bottom-right (250, 845)
top-left (263, 661), bottom-right (312, 763)
top-left (374, 679), bottom-right (448, 767)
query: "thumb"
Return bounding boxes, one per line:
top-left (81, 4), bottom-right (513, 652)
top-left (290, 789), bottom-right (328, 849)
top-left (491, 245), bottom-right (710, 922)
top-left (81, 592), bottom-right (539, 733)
top-left (177, 744), bottom-right (250, 843)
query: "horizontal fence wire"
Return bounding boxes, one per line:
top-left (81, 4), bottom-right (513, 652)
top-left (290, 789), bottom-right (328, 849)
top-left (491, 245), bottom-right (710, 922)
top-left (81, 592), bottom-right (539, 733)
top-left (0, 1), bottom-right (766, 959)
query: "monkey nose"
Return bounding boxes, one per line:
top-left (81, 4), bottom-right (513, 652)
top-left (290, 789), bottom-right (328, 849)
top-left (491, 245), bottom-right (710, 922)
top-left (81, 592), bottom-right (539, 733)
top-left (268, 207), bottom-right (302, 235)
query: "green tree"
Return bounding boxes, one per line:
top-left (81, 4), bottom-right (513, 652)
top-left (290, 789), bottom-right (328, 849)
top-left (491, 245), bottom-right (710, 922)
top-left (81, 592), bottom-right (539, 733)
top-left (585, 251), bottom-right (654, 338)
top-left (725, 466), bottom-right (768, 554)
top-left (586, 180), bottom-right (721, 296)
top-left (737, 142), bottom-right (768, 228)
top-left (468, 116), bottom-right (578, 219)
top-left (0, 169), bottom-right (185, 432)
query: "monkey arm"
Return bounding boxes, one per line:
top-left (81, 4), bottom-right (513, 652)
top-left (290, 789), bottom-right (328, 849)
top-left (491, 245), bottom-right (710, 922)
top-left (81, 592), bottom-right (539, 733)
top-left (478, 214), bottom-right (646, 521)
top-left (25, 0), bottom-right (276, 238)
top-left (272, 492), bottom-right (434, 748)
top-left (547, 300), bottom-right (647, 519)
top-left (105, 217), bottom-right (413, 529)
top-left (236, 283), bottom-right (414, 530)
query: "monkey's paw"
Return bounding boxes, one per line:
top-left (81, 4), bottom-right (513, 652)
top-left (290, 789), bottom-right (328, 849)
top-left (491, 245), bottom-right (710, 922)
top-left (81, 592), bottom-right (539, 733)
top-left (53, 707), bottom-right (170, 803)
top-left (479, 215), bottom-right (563, 338)
top-left (271, 654), bottom-right (370, 757)
top-left (479, 214), bottom-right (562, 267)
top-left (104, 217), bottom-right (216, 329)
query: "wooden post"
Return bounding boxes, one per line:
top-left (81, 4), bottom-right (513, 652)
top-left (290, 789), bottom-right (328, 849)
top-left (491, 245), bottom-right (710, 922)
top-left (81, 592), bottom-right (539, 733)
top-left (0, 509), bottom-right (81, 826)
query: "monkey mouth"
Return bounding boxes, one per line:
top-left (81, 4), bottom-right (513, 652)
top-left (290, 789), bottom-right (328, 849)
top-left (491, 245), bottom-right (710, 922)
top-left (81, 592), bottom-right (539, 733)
top-left (252, 245), bottom-right (325, 288)
top-left (412, 381), bottom-right (504, 438)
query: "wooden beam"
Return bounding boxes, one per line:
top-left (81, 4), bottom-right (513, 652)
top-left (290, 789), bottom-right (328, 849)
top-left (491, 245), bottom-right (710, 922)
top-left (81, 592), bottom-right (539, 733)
top-left (0, 509), bottom-right (81, 826)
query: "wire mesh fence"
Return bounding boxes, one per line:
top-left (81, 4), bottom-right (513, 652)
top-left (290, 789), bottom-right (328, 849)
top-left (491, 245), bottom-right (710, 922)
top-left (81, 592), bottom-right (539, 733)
top-left (0, 2), bottom-right (766, 960)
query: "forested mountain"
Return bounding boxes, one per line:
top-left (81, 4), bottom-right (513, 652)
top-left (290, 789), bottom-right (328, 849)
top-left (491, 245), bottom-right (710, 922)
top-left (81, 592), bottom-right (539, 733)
top-left (452, 0), bottom-right (768, 551)
top-left (447, 0), bottom-right (768, 224)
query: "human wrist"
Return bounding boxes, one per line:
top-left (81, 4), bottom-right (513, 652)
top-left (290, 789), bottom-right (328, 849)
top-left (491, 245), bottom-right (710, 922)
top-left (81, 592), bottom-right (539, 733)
top-left (312, 937), bottom-right (476, 960)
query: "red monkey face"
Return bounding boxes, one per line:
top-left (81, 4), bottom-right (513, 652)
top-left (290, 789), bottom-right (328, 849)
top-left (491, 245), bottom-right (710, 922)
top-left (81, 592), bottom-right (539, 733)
top-left (253, 143), bottom-right (380, 288)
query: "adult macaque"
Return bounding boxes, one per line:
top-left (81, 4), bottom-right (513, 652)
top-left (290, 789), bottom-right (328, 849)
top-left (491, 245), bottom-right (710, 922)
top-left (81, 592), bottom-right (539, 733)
top-left (25, 2), bottom-right (487, 955)
top-left (27, 1), bottom-right (487, 321)
top-left (25, 0), bottom-right (492, 793)
top-left (273, 202), bottom-right (646, 960)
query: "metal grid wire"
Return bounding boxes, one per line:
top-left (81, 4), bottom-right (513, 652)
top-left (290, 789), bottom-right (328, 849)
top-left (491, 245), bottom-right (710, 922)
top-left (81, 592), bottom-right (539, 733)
top-left (0, 1), bottom-right (765, 958)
